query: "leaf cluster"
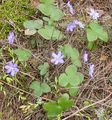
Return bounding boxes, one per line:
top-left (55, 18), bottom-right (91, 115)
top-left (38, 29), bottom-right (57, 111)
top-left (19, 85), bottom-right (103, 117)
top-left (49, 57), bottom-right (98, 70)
top-left (14, 49), bottom-right (32, 62)
top-left (43, 94), bottom-right (74, 118)
top-left (23, 0), bottom-right (64, 40)
top-left (86, 21), bottom-right (108, 42)
top-left (59, 65), bottom-right (84, 96)
top-left (30, 81), bottom-right (51, 97)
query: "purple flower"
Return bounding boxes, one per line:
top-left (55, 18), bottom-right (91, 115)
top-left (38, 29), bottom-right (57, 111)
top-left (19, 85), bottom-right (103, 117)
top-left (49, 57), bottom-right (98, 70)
top-left (89, 64), bottom-right (94, 79)
top-left (8, 32), bottom-right (15, 44)
top-left (66, 22), bottom-right (76, 32)
top-left (74, 20), bottom-right (85, 29)
top-left (83, 51), bottom-right (88, 63)
top-left (51, 51), bottom-right (64, 65)
top-left (88, 8), bottom-right (100, 20)
top-left (5, 61), bottom-right (19, 76)
top-left (67, 1), bottom-right (75, 15)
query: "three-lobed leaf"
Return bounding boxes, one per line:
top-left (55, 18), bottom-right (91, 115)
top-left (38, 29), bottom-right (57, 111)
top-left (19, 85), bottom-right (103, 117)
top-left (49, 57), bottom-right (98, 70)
top-left (87, 21), bottom-right (108, 42)
top-left (14, 49), bottom-right (32, 61)
top-left (38, 62), bottom-right (49, 76)
top-left (30, 81), bottom-right (51, 97)
top-left (38, 25), bottom-right (64, 40)
top-left (58, 65), bottom-right (84, 87)
top-left (43, 94), bottom-right (73, 118)
top-left (38, 4), bottom-right (63, 21)
top-left (30, 81), bottom-right (42, 96)
top-left (90, 22), bottom-right (108, 42)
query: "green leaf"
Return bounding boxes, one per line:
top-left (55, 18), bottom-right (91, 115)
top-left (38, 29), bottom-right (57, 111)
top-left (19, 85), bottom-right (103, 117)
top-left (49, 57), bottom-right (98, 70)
top-left (43, 101), bottom-right (62, 117)
top-left (30, 81), bottom-right (51, 97)
top-left (89, 21), bottom-right (102, 30)
top-left (40, 0), bottom-right (54, 4)
top-left (30, 81), bottom-right (42, 97)
top-left (41, 83), bottom-right (51, 93)
top-left (38, 4), bottom-right (63, 21)
top-left (43, 94), bottom-right (73, 118)
top-left (98, 29), bottom-right (108, 42)
top-left (72, 58), bottom-right (82, 67)
top-left (58, 64), bottom-right (84, 88)
top-left (70, 48), bottom-right (80, 60)
top-left (86, 28), bottom-right (97, 42)
top-left (50, 7), bottom-right (64, 21)
top-left (14, 49), bottom-right (32, 61)
top-left (64, 44), bottom-right (79, 58)
top-left (38, 25), bottom-right (64, 40)
top-left (87, 41), bottom-right (95, 50)
top-left (89, 21), bottom-right (108, 42)
top-left (38, 4), bottom-right (53, 16)
top-left (38, 62), bottom-right (49, 76)
top-left (68, 73), bottom-right (77, 85)
top-left (23, 19), bottom-right (43, 30)
top-left (58, 95), bottom-right (74, 111)
top-left (65, 65), bottom-right (77, 76)
top-left (69, 86), bottom-right (79, 96)
top-left (63, 44), bottom-right (81, 66)
top-left (58, 73), bottom-right (68, 87)
top-left (74, 72), bottom-right (84, 85)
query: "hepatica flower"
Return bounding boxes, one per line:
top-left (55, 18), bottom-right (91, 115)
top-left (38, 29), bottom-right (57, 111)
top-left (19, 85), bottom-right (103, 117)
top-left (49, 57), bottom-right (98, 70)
top-left (67, 1), bottom-right (75, 15)
top-left (88, 8), bottom-right (100, 20)
top-left (74, 20), bottom-right (85, 29)
top-left (8, 32), bottom-right (15, 44)
top-left (89, 64), bottom-right (94, 79)
top-left (5, 61), bottom-right (19, 76)
top-left (83, 51), bottom-right (88, 63)
top-left (66, 22), bottom-right (76, 32)
top-left (67, 20), bottom-right (85, 32)
top-left (51, 51), bottom-right (64, 65)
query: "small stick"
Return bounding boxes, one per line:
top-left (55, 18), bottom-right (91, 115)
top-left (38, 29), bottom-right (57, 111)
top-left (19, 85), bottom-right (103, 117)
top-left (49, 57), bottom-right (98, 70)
top-left (62, 93), bottom-right (111, 120)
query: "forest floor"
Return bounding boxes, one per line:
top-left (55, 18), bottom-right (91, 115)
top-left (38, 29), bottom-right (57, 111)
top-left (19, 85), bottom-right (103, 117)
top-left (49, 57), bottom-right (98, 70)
top-left (0, 0), bottom-right (112, 120)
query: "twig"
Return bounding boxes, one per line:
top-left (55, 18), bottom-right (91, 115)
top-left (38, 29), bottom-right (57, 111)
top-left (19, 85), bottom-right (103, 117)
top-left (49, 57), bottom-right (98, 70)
top-left (62, 94), bottom-right (111, 120)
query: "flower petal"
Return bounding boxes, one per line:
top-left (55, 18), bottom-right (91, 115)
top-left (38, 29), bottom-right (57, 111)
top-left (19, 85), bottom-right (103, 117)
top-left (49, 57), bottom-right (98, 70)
top-left (52, 52), bottom-right (57, 58)
top-left (67, 1), bottom-right (75, 15)
top-left (59, 59), bottom-right (64, 64)
top-left (54, 60), bottom-right (59, 65)
top-left (10, 70), bottom-right (15, 76)
top-left (51, 58), bottom-right (56, 63)
top-left (6, 68), bottom-right (12, 74)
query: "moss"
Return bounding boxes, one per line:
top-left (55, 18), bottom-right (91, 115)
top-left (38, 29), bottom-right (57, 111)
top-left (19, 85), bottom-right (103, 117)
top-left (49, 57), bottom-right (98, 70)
top-left (0, 0), bottom-right (35, 39)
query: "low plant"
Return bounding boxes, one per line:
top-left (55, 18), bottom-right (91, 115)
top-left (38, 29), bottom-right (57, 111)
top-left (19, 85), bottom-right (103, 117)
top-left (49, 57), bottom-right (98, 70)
top-left (86, 21), bottom-right (108, 50)
top-left (23, 0), bottom-right (64, 40)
